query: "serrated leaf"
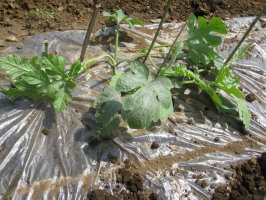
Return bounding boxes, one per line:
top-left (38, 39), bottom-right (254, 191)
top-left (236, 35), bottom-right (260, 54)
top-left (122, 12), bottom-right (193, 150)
top-left (232, 96), bottom-right (251, 130)
top-left (186, 15), bottom-right (227, 65)
top-left (0, 54), bottom-right (77, 113)
top-left (225, 45), bottom-right (251, 67)
top-left (68, 61), bottom-right (82, 78)
top-left (0, 55), bottom-right (32, 79)
top-left (116, 9), bottom-right (127, 23)
top-left (0, 88), bottom-right (23, 101)
top-left (213, 65), bottom-right (250, 128)
top-left (187, 13), bottom-right (197, 34)
top-left (103, 9), bottom-right (144, 29)
top-left (21, 69), bottom-right (49, 85)
top-left (53, 87), bottom-right (72, 113)
top-left (41, 53), bottom-right (66, 77)
top-left (45, 80), bottom-right (63, 100)
top-left (167, 65), bottom-right (230, 113)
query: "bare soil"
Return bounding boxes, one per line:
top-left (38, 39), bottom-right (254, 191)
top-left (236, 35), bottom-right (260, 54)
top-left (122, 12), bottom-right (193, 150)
top-left (0, 0), bottom-right (265, 50)
top-left (212, 153), bottom-right (266, 200)
top-left (88, 160), bottom-right (162, 200)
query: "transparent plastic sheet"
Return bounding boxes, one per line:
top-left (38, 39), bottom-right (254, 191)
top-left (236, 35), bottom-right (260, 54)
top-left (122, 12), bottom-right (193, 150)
top-left (0, 17), bottom-right (265, 200)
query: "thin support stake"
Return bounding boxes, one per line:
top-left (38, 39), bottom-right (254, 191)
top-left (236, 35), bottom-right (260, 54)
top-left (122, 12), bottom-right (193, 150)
top-left (79, 4), bottom-right (101, 62)
top-left (224, 6), bottom-right (266, 66)
top-left (155, 22), bottom-right (187, 78)
top-left (43, 40), bottom-right (49, 53)
top-left (142, 0), bottom-right (172, 64)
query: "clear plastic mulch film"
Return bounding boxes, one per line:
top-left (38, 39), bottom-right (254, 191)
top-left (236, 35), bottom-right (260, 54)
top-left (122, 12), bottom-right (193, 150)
top-left (0, 17), bottom-right (265, 200)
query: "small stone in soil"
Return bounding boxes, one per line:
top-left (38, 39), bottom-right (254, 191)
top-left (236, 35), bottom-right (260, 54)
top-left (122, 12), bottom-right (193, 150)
top-left (5, 36), bottom-right (19, 42)
top-left (150, 19), bottom-right (161, 23)
top-left (108, 153), bottom-right (120, 165)
top-left (149, 192), bottom-right (161, 200)
top-left (214, 137), bottom-right (220, 142)
top-left (124, 159), bottom-right (131, 165)
top-left (42, 128), bottom-right (51, 135)
top-left (16, 44), bottom-right (23, 49)
top-left (150, 141), bottom-right (160, 149)
top-left (0, 40), bottom-right (5, 47)
top-left (88, 137), bottom-right (101, 148)
top-left (168, 145), bottom-right (179, 151)
top-left (186, 119), bottom-right (195, 125)
top-left (245, 93), bottom-right (256, 102)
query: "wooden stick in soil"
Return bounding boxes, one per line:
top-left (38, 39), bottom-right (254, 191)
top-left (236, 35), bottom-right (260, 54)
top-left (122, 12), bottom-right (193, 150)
top-left (142, 0), bottom-right (172, 64)
top-left (79, 4), bottom-right (101, 62)
top-left (155, 22), bottom-right (187, 78)
top-left (224, 6), bottom-right (266, 66)
top-left (43, 40), bottom-right (49, 53)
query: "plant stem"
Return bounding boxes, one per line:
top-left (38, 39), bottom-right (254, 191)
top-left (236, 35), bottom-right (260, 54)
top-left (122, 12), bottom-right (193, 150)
top-left (140, 43), bottom-right (172, 52)
top-left (180, 80), bottom-right (195, 84)
top-left (113, 27), bottom-right (120, 73)
top-left (117, 52), bottom-right (162, 66)
top-left (148, 55), bottom-right (160, 70)
top-left (155, 22), bottom-right (187, 78)
top-left (43, 40), bottom-right (49, 53)
top-left (142, 0), bottom-right (172, 64)
top-left (79, 54), bottom-right (114, 73)
top-left (224, 6), bottom-right (266, 66)
top-left (79, 4), bottom-right (101, 62)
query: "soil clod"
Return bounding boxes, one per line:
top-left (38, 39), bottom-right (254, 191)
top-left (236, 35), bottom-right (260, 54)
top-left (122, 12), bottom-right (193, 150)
top-left (42, 128), bottom-right (51, 135)
top-left (212, 154), bottom-right (266, 200)
top-left (108, 153), bottom-right (120, 165)
top-left (245, 93), bottom-right (256, 102)
top-left (88, 137), bottom-right (101, 148)
top-left (150, 141), bottom-right (160, 149)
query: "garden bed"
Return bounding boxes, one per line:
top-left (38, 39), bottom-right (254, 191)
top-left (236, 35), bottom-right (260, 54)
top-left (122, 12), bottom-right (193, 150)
top-left (0, 16), bottom-right (266, 199)
top-left (0, 1), bottom-right (266, 200)
top-left (0, 0), bottom-right (265, 50)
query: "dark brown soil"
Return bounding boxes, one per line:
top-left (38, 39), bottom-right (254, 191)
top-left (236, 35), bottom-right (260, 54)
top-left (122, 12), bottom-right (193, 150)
top-left (88, 136), bottom-right (101, 148)
top-left (212, 152), bottom-right (266, 200)
top-left (88, 163), bottom-right (162, 200)
top-left (245, 93), bottom-right (257, 102)
top-left (88, 189), bottom-right (118, 200)
top-left (0, 0), bottom-right (265, 50)
top-left (150, 141), bottom-right (160, 149)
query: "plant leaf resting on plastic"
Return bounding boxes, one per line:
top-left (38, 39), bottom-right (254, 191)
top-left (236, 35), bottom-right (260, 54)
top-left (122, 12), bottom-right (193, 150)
top-left (0, 5), bottom-right (264, 138)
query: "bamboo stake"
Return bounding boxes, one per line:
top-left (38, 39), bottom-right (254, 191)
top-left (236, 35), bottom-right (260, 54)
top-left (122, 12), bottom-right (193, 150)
top-left (79, 4), bottom-right (101, 62)
top-left (142, 0), bottom-right (172, 63)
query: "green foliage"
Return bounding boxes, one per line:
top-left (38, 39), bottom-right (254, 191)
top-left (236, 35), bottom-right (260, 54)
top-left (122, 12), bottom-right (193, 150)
top-left (186, 13), bottom-right (227, 65)
top-left (103, 9), bottom-right (144, 29)
top-left (95, 86), bottom-right (123, 137)
top-left (0, 53), bottom-right (81, 113)
top-left (94, 13), bottom-right (252, 138)
top-left (162, 15), bottom-right (251, 129)
top-left (95, 62), bottom-right (173, 137)
top-left (29, 8), bottom-right (55, 24)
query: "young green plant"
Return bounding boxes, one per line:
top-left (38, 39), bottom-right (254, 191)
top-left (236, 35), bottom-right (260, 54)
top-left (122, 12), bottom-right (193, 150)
top-left (94, 13), bottom-right (257, 138)
top-left (29, 8), bottom-right (55, 24)
top-left (0, 53), bottom-right (81, 113)
top-left (0, 9), bottom-right (145, 115)
top-left (102, 9), bottom-right (144, 73)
